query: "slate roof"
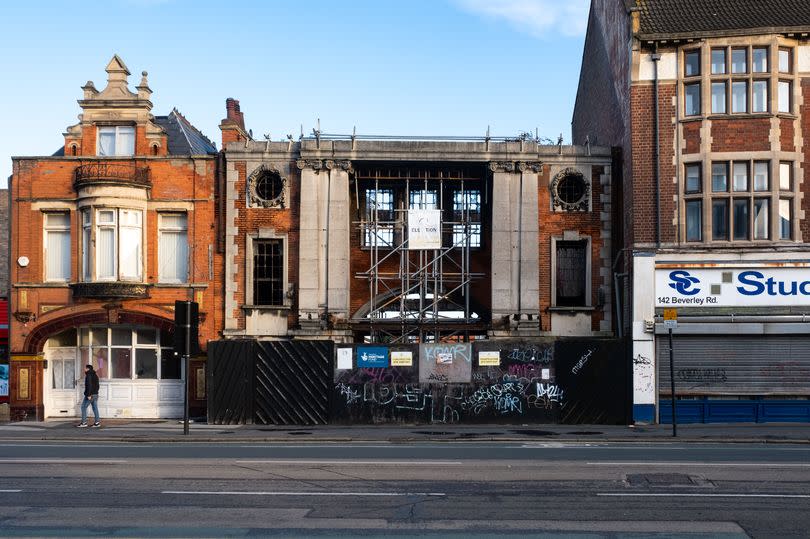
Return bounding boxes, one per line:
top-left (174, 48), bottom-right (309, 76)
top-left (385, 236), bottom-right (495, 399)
top-left (634, 0), bottom-right (810, 39)
top-left (154, 109), bottom-right (217, 155)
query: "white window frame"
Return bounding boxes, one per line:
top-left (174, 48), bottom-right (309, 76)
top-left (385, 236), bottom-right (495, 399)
top-left (82, 207), bottom-right (144, 282)
top-left (43, 211), bottom-right (71, 282)
top-left (96, 126), bottom-right (135, 157)
top-left (158, 213), bottom-right (189, 284)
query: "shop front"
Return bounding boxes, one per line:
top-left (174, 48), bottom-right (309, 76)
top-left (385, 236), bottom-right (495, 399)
top-left (632, 254), bottom-right (810, 423)
top-left (43, 326), bottom-right (183, 419)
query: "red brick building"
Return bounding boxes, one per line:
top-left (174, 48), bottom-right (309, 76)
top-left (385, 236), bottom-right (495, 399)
top-left (574, 0), bottom-right (810, 423)
top-left (220, 101), bottom-right (618, 343)
top-left (8, 56), bottom-right (221, 420)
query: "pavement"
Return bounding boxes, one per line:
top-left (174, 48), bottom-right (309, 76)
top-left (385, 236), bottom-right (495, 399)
top-left (0, 418), bottom-right (808, 443)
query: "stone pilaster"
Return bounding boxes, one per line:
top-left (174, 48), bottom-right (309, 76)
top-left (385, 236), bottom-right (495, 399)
top-left (489, 161), bottom-right (541, 333)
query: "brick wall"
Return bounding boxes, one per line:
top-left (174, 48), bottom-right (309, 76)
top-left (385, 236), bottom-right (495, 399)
top-left (226, 160), bottom-right (299, 331)
top-left (537, 166), bottom-right (608, 332)
top-left (9, 155), bottom-right (221, 355)
top-left (711, 118), bottom-right (772, 153)
top-left (0, 189), bottom-right (8, 298)
top-left (630, 82), bottom-right (677, 245)
top-left (801, 78), bottom-right (810, 242)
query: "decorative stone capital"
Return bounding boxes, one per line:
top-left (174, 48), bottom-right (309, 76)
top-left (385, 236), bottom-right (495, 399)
top-left (296, 159), bottom-right (323, 173)
top-left (516, 161), bottom-right (543, 173)
top-left (488, 161), bottom-right (515, 173)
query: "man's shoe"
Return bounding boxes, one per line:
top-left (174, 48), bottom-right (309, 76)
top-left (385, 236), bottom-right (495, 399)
top-left (76, 423), bottom-right (88, 428)
top-left (91, 422), bottom-right (101, 428)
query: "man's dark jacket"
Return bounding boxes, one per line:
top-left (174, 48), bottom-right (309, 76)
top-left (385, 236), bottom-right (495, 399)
top-left (84, 369), bottom-right (100, 397)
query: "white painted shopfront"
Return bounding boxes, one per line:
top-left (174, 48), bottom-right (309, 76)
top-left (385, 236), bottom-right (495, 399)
top-left (43, 326), bottom-right (184, 419)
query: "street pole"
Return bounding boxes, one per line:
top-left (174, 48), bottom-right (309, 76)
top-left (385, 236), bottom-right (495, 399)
top-left (669, 327), bottom-right (677, 437)
top-left (183, 300), bottom-right (191, 436)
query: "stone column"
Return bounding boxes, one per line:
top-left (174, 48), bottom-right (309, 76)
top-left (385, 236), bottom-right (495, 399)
top-left (490, 161), bottom-right (541, 332)
top-left (296, 159), bottom-right (325, 330)
top-left (324, 160), bottom-right (352, 323)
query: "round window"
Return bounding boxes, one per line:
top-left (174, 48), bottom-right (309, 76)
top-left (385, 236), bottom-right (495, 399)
top-left (248, 166), bottom-right (287, 208)
top-left (557, 174), bottom-right (586, 204)
top-left (551, 168), bottom-right (589, 211)
top-left (255, 171), bottom-right (283, 202)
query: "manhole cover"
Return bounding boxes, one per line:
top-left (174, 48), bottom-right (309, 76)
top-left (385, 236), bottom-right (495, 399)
top-left (511, 429), bottom-right (559, 436)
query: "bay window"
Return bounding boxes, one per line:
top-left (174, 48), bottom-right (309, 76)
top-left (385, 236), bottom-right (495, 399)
top-left (81, 207), bottom-right (143, 282)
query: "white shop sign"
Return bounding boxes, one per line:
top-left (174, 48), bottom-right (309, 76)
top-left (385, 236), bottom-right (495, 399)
top-left (408, 209), bottom-right (442, 250)
top-left (655, 267), bottom-right (810, 307)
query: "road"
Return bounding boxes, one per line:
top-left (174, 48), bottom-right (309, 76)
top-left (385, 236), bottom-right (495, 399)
top-left (0, 441), bottom-right (808, 537)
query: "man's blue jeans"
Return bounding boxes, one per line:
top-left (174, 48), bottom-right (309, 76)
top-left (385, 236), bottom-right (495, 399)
top-left (81, 394), bottom-right (100, 424)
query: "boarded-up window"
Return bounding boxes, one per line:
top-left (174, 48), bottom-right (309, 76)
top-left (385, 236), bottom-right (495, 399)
top-left (556, 240), bottom-right (587, 307)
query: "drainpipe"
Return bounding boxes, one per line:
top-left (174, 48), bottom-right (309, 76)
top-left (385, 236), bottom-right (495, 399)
top-left (652, 44), bottom-right (662, 249)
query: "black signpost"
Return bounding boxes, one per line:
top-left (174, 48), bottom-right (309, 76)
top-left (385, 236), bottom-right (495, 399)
top-left (664, 308), bottom-right (678, 437)
top-left (174, 300), bottom-right (199, 436)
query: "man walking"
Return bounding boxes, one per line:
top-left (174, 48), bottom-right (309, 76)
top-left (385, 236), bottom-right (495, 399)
top-left (77, 364), bottom-right (100, 428)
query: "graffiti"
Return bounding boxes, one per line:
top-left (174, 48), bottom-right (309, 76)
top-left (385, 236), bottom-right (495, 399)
top-left (506, 364), bottom-right (543, 381)
top-left (329, 340), bottom-right (626, 425)
top-left (633, 354), bottom-right (652, 366)
top-left (423, 344), bottom-right (471, 364)
top-left (506, 345), bottom-right (552, 365)
top-left (335, 383), bottom-right (360, 405)
top-left (535, 383), bottom-right (565, 402)
top-left (677, 368), bottom-right (727, 383)
top-left (571, 349), bottom-right (594, 375)
top-left (341, 367), bottom-right (410, 385)
top-left (420, 343), bottom-right (472, 384)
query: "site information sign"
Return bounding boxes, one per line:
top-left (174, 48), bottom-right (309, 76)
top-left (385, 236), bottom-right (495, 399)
top-left (408, 209), bottom-right (442, 250)
top-left (655, 267), bottom-right (810, 307)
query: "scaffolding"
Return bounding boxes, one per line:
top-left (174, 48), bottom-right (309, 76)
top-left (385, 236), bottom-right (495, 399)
top-left (351, 165), bottom-right (487, 343)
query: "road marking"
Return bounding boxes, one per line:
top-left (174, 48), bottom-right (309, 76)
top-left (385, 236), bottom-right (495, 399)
top-left (162, 490), bottom-right (445, 497)
top-left (0, 459), bottom-right (127, 464)
top-left (0, 490), bottom-right (22, 493)
top-left (598, 493), bottom-right (810, 499)
top-left (235, 460), bottom-right (463, 466)
top-left (588, 462), bottom-right (810, 467)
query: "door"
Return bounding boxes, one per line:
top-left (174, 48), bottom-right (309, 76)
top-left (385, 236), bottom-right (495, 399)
top-left (45, 346), bottom-right (80, 417)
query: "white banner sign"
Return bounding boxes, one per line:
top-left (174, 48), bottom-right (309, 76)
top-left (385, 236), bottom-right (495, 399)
top-left (408, 209), bottom-right (442, 249)
top-left (655, 267), bottom-right (810, 307)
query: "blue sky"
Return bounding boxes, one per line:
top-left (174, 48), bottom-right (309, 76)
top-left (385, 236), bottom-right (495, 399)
top-left (0, 0), bottom-right (590, 186)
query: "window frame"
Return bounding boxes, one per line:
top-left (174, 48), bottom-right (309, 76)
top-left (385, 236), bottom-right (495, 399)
top-left (78, 326), bottom-right (180, 381)
top-left (246, 232), bottom-right (289, 309)
top-left (96, 125), bottom-right (136, 157)
top-left (43, 211), bottom-right (72, 282)
top-left (157, 212), bottom-right (189, 284)
top-left (551, 236), bottom-right (591, 308)
top-left (80, 206), bottom-right (145, 283)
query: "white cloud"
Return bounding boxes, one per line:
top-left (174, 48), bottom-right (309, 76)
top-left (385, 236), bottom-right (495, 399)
top-left (454, 0), bottom-right (590, 38)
